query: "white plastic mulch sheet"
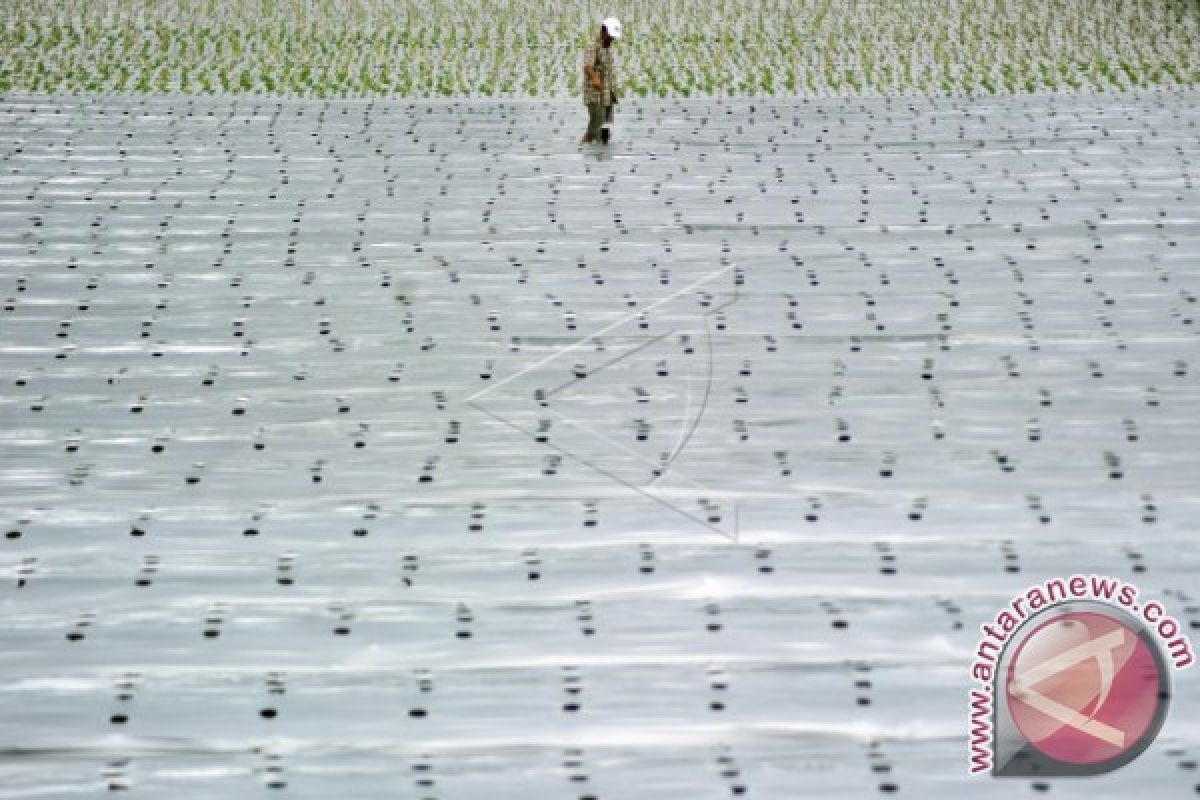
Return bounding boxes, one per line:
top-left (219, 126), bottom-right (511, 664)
top-left (0, 89), bottom-right (1197, 798)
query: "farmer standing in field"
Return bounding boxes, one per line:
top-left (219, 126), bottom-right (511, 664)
top-left (581, 17), bottom-right (621, 145)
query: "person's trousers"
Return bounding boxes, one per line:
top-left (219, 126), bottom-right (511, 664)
top-left (585, 102), bottom-right (612, 142)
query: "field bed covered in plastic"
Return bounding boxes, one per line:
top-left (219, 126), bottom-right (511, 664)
top-left (0, 86), bottom-right (1197, 796)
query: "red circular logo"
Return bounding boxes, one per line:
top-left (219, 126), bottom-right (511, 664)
top-left (1006, 611), bottom-right (1164, 765)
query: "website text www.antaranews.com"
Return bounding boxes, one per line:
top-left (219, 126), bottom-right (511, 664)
top-left (968, 574), bottom-right (1194, 774)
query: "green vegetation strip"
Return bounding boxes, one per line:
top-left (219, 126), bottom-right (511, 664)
top-left (1, 0), bottom-right (1197, 96)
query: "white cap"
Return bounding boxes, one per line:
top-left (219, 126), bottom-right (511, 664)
top-left (602, 17), bottom-right (622, 38)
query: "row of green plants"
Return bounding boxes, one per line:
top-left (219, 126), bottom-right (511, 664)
top-left (0, 0), bottom-right (1196, 96)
